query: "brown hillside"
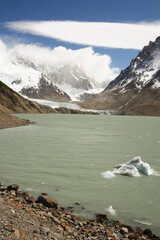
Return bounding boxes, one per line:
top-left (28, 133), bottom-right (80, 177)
top-left (0, 81), bottom-right (56, 114)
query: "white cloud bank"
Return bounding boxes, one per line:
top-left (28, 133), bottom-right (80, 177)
top-left (6, 20), bottom-right (160, 50)
top-left (0, 39), bottom-right (119, 86)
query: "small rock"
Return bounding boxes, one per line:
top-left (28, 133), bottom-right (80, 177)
top-left (52, 216), bottom-right (61, 225)
top-left (28, 210), bottom-right (35, 215)
top-left (78, 222), bottom-right (83, 227)
top-left (96, 213), bottom-right (108, 223)
top-left (41, 227), bottom-right (50, 235)
top-left (120, 227), bottom-right (129, 234)
top-left (128, 233), bottom-right (140, 240)
top-left (11, 228), bottom-right (26, 240)
top-left (7, 184), bottom-right (19, 191)
top-left (27, 197), bottom-right (36, 203)
top-left (61, 223), bottom-right (70, 232)
top-left (4, 225), bottom-right (13, 232)
top-left (37, 195), bottom-right (58, 208)
top-left (32, 202), bottom-right (37, 208)
top-left (106, 228), bottom-right (114, 237)
top-left (22, 192), bottom-right (28, 196)
top-left (121, 224), bottom-right (134, 232)
top-left (10, 190), bottom-right (16, 196)
top-left (47, 212), bottom-right (53, 218)
top-left (143, 228), bottom-right (153, 238)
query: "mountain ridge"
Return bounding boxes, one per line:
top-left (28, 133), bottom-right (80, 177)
top-left (81, 37), bottom-right (160, 116)
top-left (1, 48), bottom-right (102, 101)
top-left (0, 80), bottom-right (57, 114)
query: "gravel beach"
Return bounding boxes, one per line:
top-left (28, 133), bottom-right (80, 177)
top-left (0, 183), bottom-right (159, 240)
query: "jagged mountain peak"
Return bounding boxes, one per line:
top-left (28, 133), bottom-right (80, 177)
top-left (106, 36), bottom-right (160, 92)
top-left (81, 37), bottom-right (160, 116)
top-left (3, 49), bottom-right (101, 101)
top-left (20, 74), bottom-right (71, 102)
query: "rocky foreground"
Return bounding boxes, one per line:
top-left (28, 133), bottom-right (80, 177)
top-left (0, 184), bottom-right (159, 240)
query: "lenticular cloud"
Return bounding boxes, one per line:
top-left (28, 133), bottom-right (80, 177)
top-left (6, 20), bottom-right (160, 50)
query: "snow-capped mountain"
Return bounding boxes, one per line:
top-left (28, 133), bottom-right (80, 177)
top-left (0, 47), bottom-right (102, 102)
top-left (82, 37), bottom-right (160, 116)
top-left (106, 36), bottom-right (160, 92)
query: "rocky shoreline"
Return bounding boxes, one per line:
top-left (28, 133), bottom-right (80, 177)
top-left (0, 111), bottom-right (34, 130)
top-left (0, 183), bottom-right (159, 240)
top-left (0, 108), bottom-right (97, 130)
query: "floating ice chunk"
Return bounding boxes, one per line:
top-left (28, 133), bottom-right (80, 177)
top-left (114, 164), bottom-right (140, 177)
top-left (127, 156), bottom-right (154, 175)
top-left (107, 205), bottom-right (116, 215)
top-left (114, 156), bottom-right (154, 176)
top-left (101, 156), bottom-right (157, 178)
top-left (101, 171), bottom-right (115, 178)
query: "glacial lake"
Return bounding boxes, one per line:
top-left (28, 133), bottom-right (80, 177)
top-left (0, 114), bottom-right (160, 234)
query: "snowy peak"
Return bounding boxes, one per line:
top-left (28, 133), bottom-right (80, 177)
top-left (81, 37), bottom-right (160, 116)
top-left (20, 74), bottom-right (71, 102)
top-left (2, 49), bottom-right (101, 101)
top-left (106, 36), bottom-right (160, 92)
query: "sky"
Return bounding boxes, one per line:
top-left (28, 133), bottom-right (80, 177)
top-left (0, 0), bottom-right (160, 85)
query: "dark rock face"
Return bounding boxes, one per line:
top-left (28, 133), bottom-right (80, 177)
top-left (21, 75), bottom-right (71, 102)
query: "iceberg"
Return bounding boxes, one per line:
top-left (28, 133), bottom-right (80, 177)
top-left (101, 170), bottom-right (115, 178)
top-left (114, 156), bottom-right (154, 176)
top-left (101, 156), bottom-right (157, 178)
top-left (107, 205), bottom-right (116, 215)
top-left (114, 164), bottom-right (140, 177)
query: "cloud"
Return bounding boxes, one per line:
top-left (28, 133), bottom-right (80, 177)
top-left (0, 39), bottom-right (10, 64)
top-left (6, 20), bottom-right (160, 50)
top-left (0, 39), bottom-right (119, 86)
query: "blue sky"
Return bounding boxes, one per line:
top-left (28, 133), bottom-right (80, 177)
top-left (0, 0), bottom-right (160, 70)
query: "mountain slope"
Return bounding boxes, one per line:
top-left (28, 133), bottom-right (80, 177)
top-left (0, 80), bottom-right (56, 114)
top-left (20, 74), bottom-right (71, 102)
top-left (82, 37), bottom-right (160, 116)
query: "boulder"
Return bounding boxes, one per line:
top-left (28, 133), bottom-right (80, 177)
top-left (96, 213), bottom-right (108, 223)
top-left (37, 195), bottom-right (58, 208)
top-left (7, 184), bottom-right (19, 191)
top-left (143, 228), bottom-right (153, 238)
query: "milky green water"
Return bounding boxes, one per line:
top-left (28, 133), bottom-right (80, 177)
top-left (0, 114), bottom-right (160, 234)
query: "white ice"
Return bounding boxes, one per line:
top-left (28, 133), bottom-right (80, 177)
top-left (101, 156), bottom-right (156, 178)
top-left (101, 171), bottom-right (115, 179)
top-left (114, 156), bottom-right (154, 176)
top-left (107, 205), bottom-right (116, 215)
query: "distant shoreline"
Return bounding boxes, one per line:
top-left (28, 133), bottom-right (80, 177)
top-left (0, 108), bottom-right (100, 130)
